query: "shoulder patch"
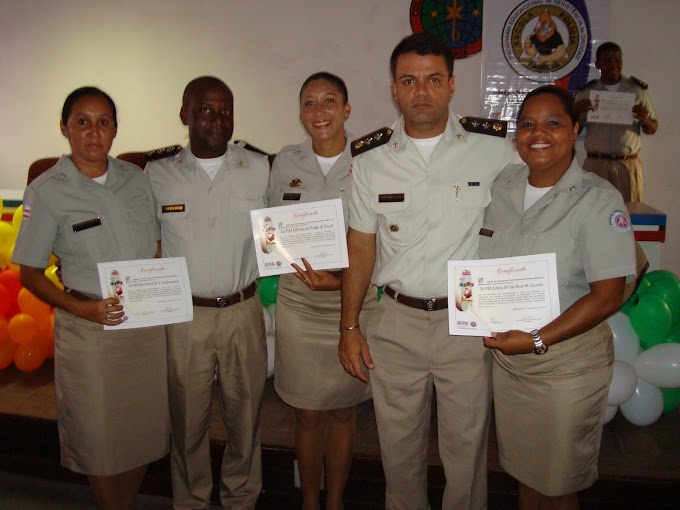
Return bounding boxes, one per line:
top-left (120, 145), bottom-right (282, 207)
top-left (351, 127), bottom-right (393, 157)
top-left (459, 117), bottom-right (507, 138)
top-left (578, 78), bottom-right (598, 91)
top-left (630, 76), bottom-right (648, 90)
top-left (145, 145), bottom-right (182, 162)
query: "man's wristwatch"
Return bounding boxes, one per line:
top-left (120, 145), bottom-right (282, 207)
top-left (531, 329), bottom-right (548, 355)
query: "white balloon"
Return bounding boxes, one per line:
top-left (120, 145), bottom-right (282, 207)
top-left (634, 343), bottom-right (680, 388)
top-left (607, 360), bottom-right (638, 405)
top-left (266, 333), bottom-right (276, 378)
top-left (608, 312), bottom-right (640, 363)
top-left (267, 303), bottom-right (276, 336)
top-left (602, 405), bottom-right (618, 425)
top-left (620, 379), bottom-right (663, 426)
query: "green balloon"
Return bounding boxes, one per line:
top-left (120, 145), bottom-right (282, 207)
top-left (644, 270), bottom-right (680, 285)
top-left (257, 276), bottom-right (279, 306)
top-left (629, 294), bottom-right (672, 350)
top-left (660, 388), bottom-right (680, 414)
top-left (376, 286), bottom-right (383, 301)
top-left (635, 276), bottom-right (652, 296)
top-left (619, 298), bottom-right (634, 316)
top-left (647, 277), bottom-right (680, 327)
top-left (663, 327), bottom-right (680, 344)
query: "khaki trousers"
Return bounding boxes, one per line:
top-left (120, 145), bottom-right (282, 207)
top-left (367, 296), bottom-right (491, 510)
top-left (583, 156), bottom-right (644, 202)
top-left (167, 296), bottom-right (266, 510)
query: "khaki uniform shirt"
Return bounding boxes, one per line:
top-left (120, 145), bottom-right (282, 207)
top-left (145, 144), bottom-right (269, 298)
top-left (13, 156), bottom-right (159, 297)
top-left (268, 137), bottom-right (353, 229)
top-left (576, 75), bottom-right (657, 156)
top-left (349, 113), bottom-right (516, 298)
top-left (479, 160), bottom-right (636, 311)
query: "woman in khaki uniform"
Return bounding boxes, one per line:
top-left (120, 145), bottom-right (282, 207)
top-left (479, 86), bottom-right (636, 510)
top-left (268, 72), bottom-right (377, 510)
top-left (12, 87), bottom-right (169, 510)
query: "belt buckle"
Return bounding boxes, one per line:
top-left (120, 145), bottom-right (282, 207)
top-left (216, 297), bottom-right (229, 308)
top-left (424, 298), bottom-right (436, 311)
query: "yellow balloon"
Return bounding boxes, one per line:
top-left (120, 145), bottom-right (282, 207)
top-left (12, 206), bottom-right (23, 232)
top-left (48, 253), bottom-right (59, 267)
top-left (0, 195), bottom-right (4, 213)
top-left (44, 265), bottom-right (64, 290)
top-left (0, 221), bottom-right (15, 252)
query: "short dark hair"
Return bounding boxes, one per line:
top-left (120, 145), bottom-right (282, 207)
top-left (596, 41), bottom-right (622, 60)
top-left (517, 85), bottom-right (578, 126)
top-left (390, 32), bottom-right (454, 79)
top-left (182, 76), bottom-right (231, 107)
top-left (61, 87), bottom-right (117, 126)
top-left (299, 72), bottom-right (349, 104)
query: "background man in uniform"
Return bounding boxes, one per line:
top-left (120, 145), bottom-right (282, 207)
top-left (145, 76), bottom-right (269, 510)
top-left (339, 33), bottom-right (516, 510)
top-left (575, 41), bottom-right (659, 202)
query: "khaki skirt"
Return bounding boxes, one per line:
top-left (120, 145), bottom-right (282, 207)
top-left (54, 309), bottom-right (170, 476)
top-left (492, 321), bottom-right (614, 496)
top-left (274, 273), bottom-right (377, 410)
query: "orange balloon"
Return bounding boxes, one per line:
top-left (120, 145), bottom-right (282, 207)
top-left (0, 317), bottom-right (9, 344)
top-left (0, 340), bottom-right (16, 370)
top-left (0, 269), bottom-right (21, 298)
top-left (8, 313), bottom-right (39, 345)
top-left (13, 339), bottom-right (47, 372)
top-left (39, 311), bottom-right (55, 359)
top-left (17, 287), bottom-right (50, 321)
top-left (0, 283), bottom-right (9, 316)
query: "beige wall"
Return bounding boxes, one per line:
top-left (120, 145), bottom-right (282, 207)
top-left (0, 0), bottom-right (677, 274)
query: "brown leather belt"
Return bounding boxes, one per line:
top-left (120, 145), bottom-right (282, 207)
top-left (66, 288), bottom-right (95, 300)
top-left (384, 286), bottom-right (448, 311)
top-left (192, 282), bottom-right (257, 308)
top-left (587, 152), bottom-right (637, 161)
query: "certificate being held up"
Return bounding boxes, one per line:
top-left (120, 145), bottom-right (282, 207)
top-left (250, 199), bottom-right (349, 277)
top-left (97, 257), bottom-right (193, 330)
top-left (586, 90), bottom-right (635, 125)
top-left (447, 254), bottom-right (560, 337)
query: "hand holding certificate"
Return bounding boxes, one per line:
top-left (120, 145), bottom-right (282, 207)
top-left (250, 199), bottom-right (349, 277)
top-left (97, 257), bottom-right (193, 330)
top-left (447, 254), bottom-right (560, 336)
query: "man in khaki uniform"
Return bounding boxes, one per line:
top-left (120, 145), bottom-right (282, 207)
top-left (339, 33), bottom-right (516, 510)
top-left (575, 41), bottom-right (658, 202)
top-left (146, 76), bottom-right (269, 510)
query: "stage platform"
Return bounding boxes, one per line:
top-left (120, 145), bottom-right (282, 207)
top-left (0, 361), bottom-right (677, 509)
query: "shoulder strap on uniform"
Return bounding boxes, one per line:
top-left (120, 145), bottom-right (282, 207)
top-left (351, 127), bottom-right (393, 157)
top-left (459, 117), bottom-right (507, 138)
top-left (144, 145), bottom-right (182, 162)
top-left (630, 76), bottom-right (649, 89)
top-left (578, 78), bottom-right (598, 91)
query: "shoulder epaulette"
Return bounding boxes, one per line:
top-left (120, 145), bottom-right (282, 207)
top-left (351, 127), bottom-right (393, 157)
top-left (578, 78), bottom-right (598, 91)
top-left (459, 117), bottom-right (507, 138)
top-left (630, 76), bottom-right (649, 90)
top-left (144, 145), bottom-right (182, 162)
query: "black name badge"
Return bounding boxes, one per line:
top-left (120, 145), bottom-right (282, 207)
top-left (378, 193), bottom-right (405, 203)
top-left (72, 217), bottom-right (102, 233)
top-left (479, 228), bottom-right (494, 237)
top-left (282, 193), bottom-right (302, 201)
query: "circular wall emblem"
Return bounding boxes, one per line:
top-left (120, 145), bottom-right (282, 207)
top-left (502, 0), bottom-right (588, 82)
top-left (410, 0), bottom-right (484, 59)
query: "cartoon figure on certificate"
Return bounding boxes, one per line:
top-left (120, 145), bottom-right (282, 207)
top-left (456, 269), bottom-right (474, 312)
top-left (260, 216), bottom-right (276, 254)
top-left (108, 269), bottom-right (124, 304)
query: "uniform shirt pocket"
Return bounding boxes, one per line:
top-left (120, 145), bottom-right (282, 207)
top-left (525, 235), bottom-right (574, 288)
top-left (66, 215), bottom-right (115, 267)
top-left (372, 193), bottom-right (412, 246)
top-left (157, 201), bottom-right (192, 247)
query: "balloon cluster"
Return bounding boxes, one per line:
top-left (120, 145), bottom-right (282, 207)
top-left (258, 276), bottom-right (279, 378)
top-left (606, 270), bottom-right (680, 426)
top-left (0, 197), bottom-right (60, 373)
